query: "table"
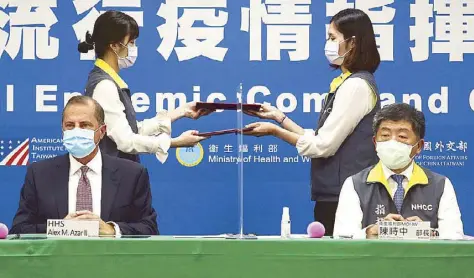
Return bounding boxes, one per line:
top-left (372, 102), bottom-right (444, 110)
top-left (1, 236), bottom-right (473, 278)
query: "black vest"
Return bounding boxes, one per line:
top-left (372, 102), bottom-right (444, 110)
top-left (85, 66), bottom-right (140, 163)
top-left (311, 71), bottom-right (380, 201)
top-left (352, 163), bottom-right (446, 228)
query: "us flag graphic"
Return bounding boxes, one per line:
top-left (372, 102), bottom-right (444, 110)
top-left (0, 139), bottom-right (29, 166)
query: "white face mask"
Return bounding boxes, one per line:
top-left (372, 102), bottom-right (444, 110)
top-left (324, 37), bottom-right (353, 65)
top-left (115, 43), bottom-right (138, 70)
top-left (376, 139), bottom-right (419, 170)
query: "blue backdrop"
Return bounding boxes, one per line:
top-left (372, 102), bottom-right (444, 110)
top-left (0, 0), bottom-right (473, 235)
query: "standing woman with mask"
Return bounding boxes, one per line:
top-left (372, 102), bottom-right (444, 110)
top-left (78, 11), bottom-right (212, 163)
top-left (244, 9), bottom-right (381, 235)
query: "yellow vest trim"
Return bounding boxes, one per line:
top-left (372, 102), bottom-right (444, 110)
top-left (366, 162), bottom-right (429, 197)
top-left (94, 59), bottom-right (128, 89)
top-left (329, 71), bottom-right (352, 93)
top-left (366, 83), bottom-right (378, 110)
top-left (327, 71), bottom-right (377, 108)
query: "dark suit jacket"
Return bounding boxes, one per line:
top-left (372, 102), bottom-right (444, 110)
top-left (11, 153), bottom-right (158, 235)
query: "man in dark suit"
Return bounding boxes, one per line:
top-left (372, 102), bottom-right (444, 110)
top-left (11, 96), bottom-right (158, 236)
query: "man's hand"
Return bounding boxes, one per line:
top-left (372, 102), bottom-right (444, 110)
top-left (366, 224), bottom-right (379, 237)
top-left (406, 216), bottom-right (423, 222)
top-left (71, 212), bottom-right (116, 236)
top-left (64, 210), bottom-right (91, 220)
top-left (366, 214), bottom-right (405, 237)
top-left (384, 213), bottom-right (405, 221)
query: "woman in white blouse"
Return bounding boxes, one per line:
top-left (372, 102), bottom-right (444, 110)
top-left (78, 11), bottom-right (212, 163)
top-left (244, 9), bottom-right (381, 236)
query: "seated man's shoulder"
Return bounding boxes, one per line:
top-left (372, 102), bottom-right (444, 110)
top-left (418, 165), bottom-right (447, 180)
top-left (28, 154), bottom-right (68, 171)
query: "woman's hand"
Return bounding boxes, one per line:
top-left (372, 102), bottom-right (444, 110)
top-left (183, 101), bottom-right (215, 120)
top-left (244, 104), bottom-right (285, 123)
top-left (243, 122), bottom-right (279, 137)
top-left (169, 102), bottom-right (215, 122)
top-left (172, 130), bottom-right (209, 147)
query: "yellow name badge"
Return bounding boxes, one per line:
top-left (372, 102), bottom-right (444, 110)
top-left (378, 221), bottom-right (432, 240)
top-left (46, 219), bottom-right (99, 238)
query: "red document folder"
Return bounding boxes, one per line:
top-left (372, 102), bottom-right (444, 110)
top-left (196, 102), bottom-right (261, 111)
top-left (197, 127), bottom-right (254, 137)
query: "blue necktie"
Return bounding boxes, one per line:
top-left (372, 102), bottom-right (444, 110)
top-left (392, 175), bottom-right (405, 213)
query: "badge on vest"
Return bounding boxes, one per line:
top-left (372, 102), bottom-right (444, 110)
top-left (378, 221), bottom-right (431, 240)
top-left (46, 219), bottom-right (99, 238)
top-left (411, 204), bottom-right (433, 211)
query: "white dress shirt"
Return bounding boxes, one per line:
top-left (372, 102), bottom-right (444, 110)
top-left (92, 80), bottom-right (172, 163)
top-left (296, 77), bottom-right (375, 158)
top-left (68, 149), bottom-right (121, 237)
top-left (333, 162), bottom-right (464, 239)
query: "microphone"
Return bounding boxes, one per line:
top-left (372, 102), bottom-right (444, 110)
top-left (0, 223), bottom-right (8, 239)
top-left (307, 221), bottom-right (325, 238)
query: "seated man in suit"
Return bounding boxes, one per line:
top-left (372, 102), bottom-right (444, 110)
top-left (11, 96), bottom-right (158, 236)
top-left (333, 103), bottom-right (463, 239)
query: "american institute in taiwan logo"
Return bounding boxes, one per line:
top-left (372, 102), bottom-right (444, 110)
top-left (0, 139), bottom-right (29, 166)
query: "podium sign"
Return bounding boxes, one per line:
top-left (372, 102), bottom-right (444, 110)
top-left (378, 221), bottom-right (431, 240)
top-left (46, 219), bottom-right (99, 238)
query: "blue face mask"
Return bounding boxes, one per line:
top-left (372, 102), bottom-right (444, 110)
top-left (63, 127), bottom-right (100, 158)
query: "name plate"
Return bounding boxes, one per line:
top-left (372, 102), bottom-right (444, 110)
top-left (47, 219), bottom-right (99, 238)
top-left (378, 221), bottom-right (431, 240)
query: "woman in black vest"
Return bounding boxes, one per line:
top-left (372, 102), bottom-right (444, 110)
top-left (244, 9), bottom-right (381, 235)
top-left (77, 11), bottom-right (212, 163)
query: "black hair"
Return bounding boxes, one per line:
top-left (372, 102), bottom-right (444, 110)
top-left (330, 9), bottom-right (380, 73)
top-left (373, 103), bottom-right (426, 139)
top-left (78, 10), bottom-right (139, 58)
top-left (63, 96), bottom-right (105, 125)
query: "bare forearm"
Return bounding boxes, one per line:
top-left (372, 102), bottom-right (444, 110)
top-left (170, 137), bottom-right (181, 148)
top-left (280, 116), bottom-right (305, 135)
top-left (272, 125), bottom-right (301, 146)
top-left (272, 112), bottom-right (305, 135)
top-left (167, 108), bottom-right (185, 123)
